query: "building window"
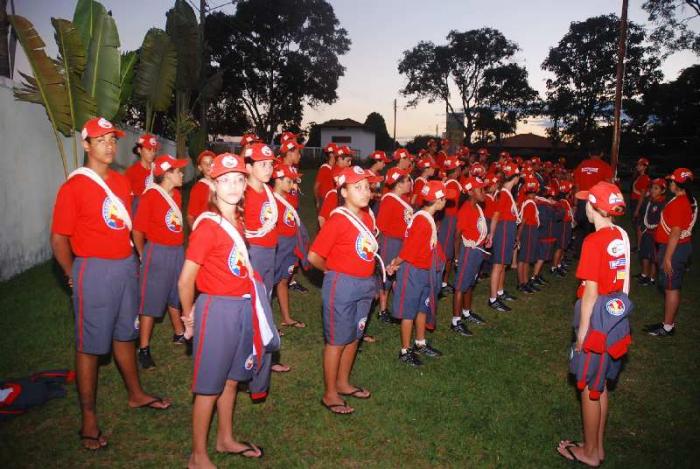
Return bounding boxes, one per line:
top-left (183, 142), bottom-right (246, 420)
top-left (331, 136), bottom-right (352, 143)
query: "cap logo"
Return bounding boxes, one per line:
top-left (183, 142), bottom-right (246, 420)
top-left (222, 155), bottom-right (237, 168)
top-left (589, 194), bottom-right (597, 204)
top-left (149, 137), bottom-right (157, 147)
top-left (681, 171), bottom-right (692, 180)
top-left (81, 128), bottom-right (88, 139)
top-left (161, 161), bottom-right (172, 172)
top-left (138, 136), bottom-right (145, 144)
top-left (353, 166), bottom-right (364, 175)
top-left (262, 145), bottom-right (273, 156)
top-left (97, 118), bottom-right (112, 129)
top-left (338, 175), bottom-right (346, 185)
top-left (421, 185), bottom-right (430, 196)
top-left (465, 183), bottom-right (473, 190)
top-left (435, 190), bottom-right (444, 199)
top-left (244, 148), bottom-right (253, 157)
top-left (608, 193), bottom-right (623, 204)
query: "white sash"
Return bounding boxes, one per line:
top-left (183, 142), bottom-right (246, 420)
top-left (144, 184), bottom-right (182, 228)
top-left (614, 226), bottom-right (632, 295)
top-left (408, 210), bottom-right (438, 250)
top-left (462, 203), bottom-right (488, 251)
top-left (381, 192), bottom-right (414, 224)
top-left (500, 188), bottom-right (520, 223)
top-left (192, 212), bottom-right (274, 347)
top-left (68, 167), bottom-right (132, 230)
top-left (519, 199), bottom-right (540, 227)
top-left (273, 192), bottom-right (300, 227)
top-left (643, 199), bottom-right (659, 230)
top-left (659, 195), bottom-right (697, 240)
top-left (330, 206), bottom-right (386, 282)
top-left (245, 184), bottom-right (279, 238)
top-left (561, 198), bottom-right (575, 228)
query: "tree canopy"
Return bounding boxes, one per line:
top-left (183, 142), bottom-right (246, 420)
top-left (643, 0), bottom-right (700, 56)
top-left (364, 112), bottom-right (396, 152)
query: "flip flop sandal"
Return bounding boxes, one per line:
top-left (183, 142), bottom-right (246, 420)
top-left (321, 399), bottom-right (353, 415)
top-left (271, 363), bottom-right (291, 373)
top-left (560, 442), bottom-right (605, 465)
top-left (78, 429), bottom-right (108, 450)
top-left (281, 320), bottom-right (306, 328)
top-left (556, 444), bottom-right (600, 467)
top-left (338, 387), bottom-right (371, 399)
top-left (362, 335), bottom-right (376, 343)
top-left (218, 441), bottom-right (264, 459)
top-left (133, 396), bottom-right (171, 410)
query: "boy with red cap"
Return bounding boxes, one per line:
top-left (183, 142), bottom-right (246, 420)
top-left (516, 177), bottom-right (541, 294)
top-left (530, 185), bottom-right (560, 287)
top-left (51, 117), bottom-right (171, 450)
top-left (437, 156), bottom-right (463, 294)
top-left (573, 151), bottom-right (614, 252)
top-left (393, 147), bottom-right (414, 172)
top-left (411, 157), bottom-right (438, 207)
top-left (376, 167), bottom-right (413, 323)
top-left (487, 163), bottom-right (521, 312)
top-left (386, 181), bottom-right (450, 366)
top-left (318, 149), bottom-right (354, 227)
top-left (186, 150), bottom-right (216, 229)
top-left (551, 180), bottom-right (575, 276)
top-left (308, 166), bottom-right (381, 414)
top-left (179, 152), bottom-right (276, 465)
top-left (452, 177), bottom-right (490, 336)
top-left (557, 180), bottom-right (632, 467)
top-left (133, 155), bottom-right (189, 369)
top-left (314, 143), bottom-right (337, 207)
top-left (646, 168), bottom-right (696, 337)
top-left (126, 133), bottom-right (160, 213)
top-left (631, 157), bottom-right (651, 250)
top-left (637, 178), bottom-right (667, 286)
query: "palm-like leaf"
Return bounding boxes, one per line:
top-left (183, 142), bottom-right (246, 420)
top-left (81, 6), bottom-right (121, 120)
top-left (134, 28), bottom-right (177, 113)
top-left (53, 18), bottom-right (96, 130)
top-left (166, 0), bottom-right (200, 91)
top-left (119, 50), bottom-right (138, 108)
top-left (72, 0), bottom-right (106, 56)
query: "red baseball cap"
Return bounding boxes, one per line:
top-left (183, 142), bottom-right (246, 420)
top-left (421, 180), bottom-right (458, 202)
top-left (279, 131), bottom-right (298, 143)
top-left (668, 167), bottom-right (694, 183)
top-left (336, 166), bottom-right (382, 186)
top-left (463, 176), bottom-right (486, 192)
top-left (529, 156), bottom-right (541, 164)
top-left (499, 150), bottom-right (510, 159)
top-left (336, 145), bottom-right (354, 158)
top-left (369, 150), bottom-right (392, 163)
top-left (478, 148), bottom-right (490, 156)
top-left (240, 133), bottom-right (261, 146)
top-left (484, 172), bottom-right (500, 186)
top-left (417, 157), bottom-right (438, 169)
top-left (427, 138), bottom-right (437, 147)
top-left (197, 149), bottom-right (216, 165)
top-left (637, 157), bottom-right (650, 166)
top-left (211, 153), bottom-right (248, 178)
top-left (501, 163), bottom-right (520, 178)
top-left (324, 142), bottom-right (339, 154)
top-left (523, 177), bottom-right (540, 193)
top-left (393, 148), bottom-right (413, 161)
top-left (459, 146), bottom-right (471, 156)
top-left (279, 139), bottom-right (303, 153)
top-left (153, 154), bottom-right (189, 177)
top-left (546, 184), bottom-right (559, 197)
top-left (650, 177), bottom-right (667, 189)
top-left (137, 133), bottom-right (160, 150)
top-left (440, 138), bottom-right (450, 147)
top-left (81, 117), bottom-right (125, 140)
top-left (442, 156), bottom-right (462, 171)
top-left (469, 163), bottom-right (486, 177)
top-left (242, 142), bottom-right (276, 161)
top-left (273, 163), bottom-right (302, 181)
top-left (576, 181), bottom-right (626, 216)
top-left (558, 180), bottom-right (574, 194)
top-left (385, 167), bottom-right (409, 184)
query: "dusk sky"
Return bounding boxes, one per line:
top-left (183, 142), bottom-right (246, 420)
top-left (12, 0), bottom-right (699, 142)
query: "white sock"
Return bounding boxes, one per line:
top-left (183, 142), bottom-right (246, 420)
top-left (497, 289), bottom-right (504, 296)
top-left (489, 297), bottom-right (497, 303)
top-left (451, 316), bottom-right (461, 326)
top-left (442, 281), bottom-right (447, 288)
top-left (415, 339), bottom-right (426, 347)
top-left (640, 274), bottom-right (648, 279)
top-left (401, 348), bottom-right (408, 355)
top-left (663, 323), bottom-right (674, 332)
top-left (462, 309), bottom-right (471, 317)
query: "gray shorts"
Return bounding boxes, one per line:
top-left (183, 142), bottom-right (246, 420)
top-left (191, 294), bottom-right (255, 395)
top-left (72, 256), bottom-right (140, 355)
top-left (274, 235), bottom-right (297, 284)
top-left (139, 242), bottom-right (184, 317)
top-left (249, 245), bottom-right (276, 297)
top-left (322, 271), bottom-right (377, 345)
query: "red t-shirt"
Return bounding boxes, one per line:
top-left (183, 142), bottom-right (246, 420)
top-left (399, 213), bottom-right (444, 269)
top-left (188, 179), bottom-right (213, 221)
top-left (275, 193), bottom-right (298, 237)
top-left (125, 161), bottom-right (152, 196)
top-left (315, 163), bottom-right (334, 199)
top-left (310, 210), bottom-right (376, 277)
top-left (457, 202), bottom-right (486, 245)
top-left (496, 189), bottom-right (518, 222)
top-left (51, 170), bottom-right (133, 259)
top-left (318, 190), bottom-right (338, 221)
top-left (243, 185), bottom-right (278, 247)
top-left (412, 177), bottom-right (428, 207)
top-left (631, 174), bottom-right (650, 201)
top-left (377, 194), bottom-right (412, 238)
top-left (133, 188), bottom-right (184, 246)
top-left (483, 193), bottom-right (497, 219)
top-left (655, 195), bottom-right (693, 244)
top-left (520, 199), bottom-right (539, 226)
top-left (444, 179), bottom-right (462, 216)
top-left (573, 158), bottom-right (613, 191)
top-left (561, 199), bottom-right (573, 222)
top-left (186, 218), bottom-right (251, 296)
top-left (576, 227), bottom-right (626, 298)
top-left (288, 189), bottom-right (300, 209)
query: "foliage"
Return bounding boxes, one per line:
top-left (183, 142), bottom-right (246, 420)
top-left (363, 112), bottom-right (396, 152)
top-left (643, 0), bottom-right (700, 56)
top-left (206, 0), bottom-right (351, 141)
top-left (542, 15), bottom-right (663, 150)
top-left (405, 134), bottom-right (438, 154)
top-left (398, 28), bottom-right (538, 144)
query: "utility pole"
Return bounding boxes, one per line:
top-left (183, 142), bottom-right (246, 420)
top-left (199, 0), bottom-right (208, 143)
top-left (392, 99), bottom-right (397, 149)
top-left (610, 0), bottom-right (629, 177)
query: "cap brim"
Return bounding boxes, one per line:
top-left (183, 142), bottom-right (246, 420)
top-left (575, 190), bottom-right (589, 201)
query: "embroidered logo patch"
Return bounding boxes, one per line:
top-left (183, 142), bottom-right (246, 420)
top-left (403, 208), bottom-right (413, 224)
top-left (609, 258), bottom-right (626, 269)
top-left (355, 233), bottom-right (374, 262)
top-left (165, 208), bottom-right (182, 232)
top-left (97, 117), bottom-right (112, 129)
top-left (101, 197), bottom-right (126, 230)
top-left (358, 317), bottom-right (367, 332)
top-left (605, 298), bottom-right (626, 317)
top-left (222, 155), bottom-right (237, 168)
top-left (606, 239), bottom-right (625, 257)
top-left (283, 207), bottom-right (295, 227)
top-left (227, 246), bottom-right (247, 278)
top-left (260, 201), bottom-right (274, 224)
top-left (244, 354), bottom-right (255, 370)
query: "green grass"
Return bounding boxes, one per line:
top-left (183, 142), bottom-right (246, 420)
top-left (1, 171), bottom-right (699, 468)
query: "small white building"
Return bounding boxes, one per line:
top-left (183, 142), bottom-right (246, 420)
top-left (319, 118), bottom-right (376, 160)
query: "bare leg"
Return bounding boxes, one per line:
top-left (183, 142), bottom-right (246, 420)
top-left (453, 290), bottom-right (463, 317)
top-left (379, 289), bottom-right (388, 312)
top-left (490, 264), bottom-right (504, 298)
top-left (463, 288), bottom-right (473, 310)
top-left (498, 265), bottom-right (506, 292)
top-left (597, 388), bottom-right (608, 461)
top-left (336, 340), bottom-right (360, 390)
top-left (112, 340), bottom-right (171, 408)
top-left (415, 312), bottom-right (426, 341)
top-left (76, 351), bottom-right (107, 448)
top-left (558, 387), bottom-right (601, 466)
top-left (664, 289), bottom-right (681, 325)
top-left (517, 262), bottom-right (526, 284)
top-left (276, 280), bottom-right (294, 324)
top-left (322, 344), bottom-right (353, 412)
top-left (400, 319), bottom-right (413, 350)
top-left (138, 315), bottom-right (155, 349)
top-left (214, 380), bottom-right (262, 456)
top-left (641, 259), bottom-right (650, 277)
top-left (533, 260), bottom-right (544, 277)
top-left (189, 393), bottom-right (218, 469)
top-left (168, 306), bottom-right (184, 336)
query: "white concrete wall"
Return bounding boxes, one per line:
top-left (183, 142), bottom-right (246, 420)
top-left (0, 76), bottom-right (189, 280)
top-left (320, 128), bottom-right (376, 160)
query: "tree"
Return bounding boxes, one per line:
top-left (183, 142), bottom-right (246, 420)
top-left (0, 0), bottom-right (10, 78)
top-left (405, 134), bottom-right (437, 155)
top-left (398, 29), bottom-right (538, 144)
top-left (364, 112), bottom-right (395, 152)
top-left (643, 0), bottom-right (700, 56)
top-left (542, 15), bottom-right (662, 149)
top-left (206, 0), bottom-right (350, 141)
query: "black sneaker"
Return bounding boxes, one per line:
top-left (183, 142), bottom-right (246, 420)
top-left (288, 280), bottom-right (309, 293)
top-left (535, 274), bottom-right (550, 285)
top-left (462, 312), bottom-right (486, 325)
top-left (526, 280), bottom-right (541, 292)
top-left (638, 276), bottom-right (650, 286)
top-left (413, 343), bottom-right (443, 357)
top-left (488, 298), bottom-right (512, 312)
top-left (647, 325), bottom-right (675, 337)
top-left (172, 333), bottom-right (187, 345)
top-left (440, 283), bottom-right (455, 295)
top-left (649, 278), bottom-right (656, 286)
top-left (399, 349), bottom-right (423, 366)
top-left (378, 310), bottom-right (398, 324)
top-left (531, 276), bottom-right (546, 287)
top-left (498, 291), bottom-right (517, 302)
top-left (642, 322), bottom-right (664, 332)
top-left (451, 321), bottom-right (474, 336)
top-left (517, 283), bottom-right (535, 295)
top-left (551, 267), bottom-right (566, 278)
top-left (138, 347), bottom-right (156, 369)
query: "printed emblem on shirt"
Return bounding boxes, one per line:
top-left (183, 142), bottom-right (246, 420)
top-left (358, 317), bottom-right (367, 332)
top-left (581, 167), bottom-right (599, 175)
top-left (606, 239), bottom-right (625, 257)
top-left (101, 197), bottom-right (126, 230)
top-left (283, 207), bottom-right (295, 227)
top-left (355, 232), bottom-right (375, 262)
top-left (605, 298), bottom-right (625, 317)
top-left (244, 353), bottom-right (255, 370)
top-left (227, 246), bottom-right (248, 278)
top-left (164, 208), bottom-right (182, 232)
top-left (403, 208), bottom-right (413, 224)
top-left (260, 201), bottom-right (274, 224)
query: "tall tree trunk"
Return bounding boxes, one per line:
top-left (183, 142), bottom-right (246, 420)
top-left (0, 0), bottom-right (10, 78)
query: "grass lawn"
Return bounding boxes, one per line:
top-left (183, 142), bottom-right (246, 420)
top-left (1, 170), bottom-right (699, 468)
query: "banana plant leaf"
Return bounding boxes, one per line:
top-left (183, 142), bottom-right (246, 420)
top-left (72, 0), bottom-right (106, 57)
top-left (134, 28), bottom-right (177, 114)
top-left (53, 18), bottom-right (96, 130)
top-left (166, 0), bottom-right (200, 91)
top-left (81, 7), bottom-right (121, 120)
top-left (118, 50), bottom-right (138, 108)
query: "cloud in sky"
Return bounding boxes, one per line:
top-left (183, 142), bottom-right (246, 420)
top-left (12, 0), bottom-right (699, 141)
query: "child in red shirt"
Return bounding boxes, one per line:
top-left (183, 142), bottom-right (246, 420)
top-left (125, 133), bottom-right (159, 213)
top-left (314, 143), bottom-right (337, 207)
top-left (186, 150), bottom-right (216, 229)
top-left (516, 177), bottom-right (540, 294)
